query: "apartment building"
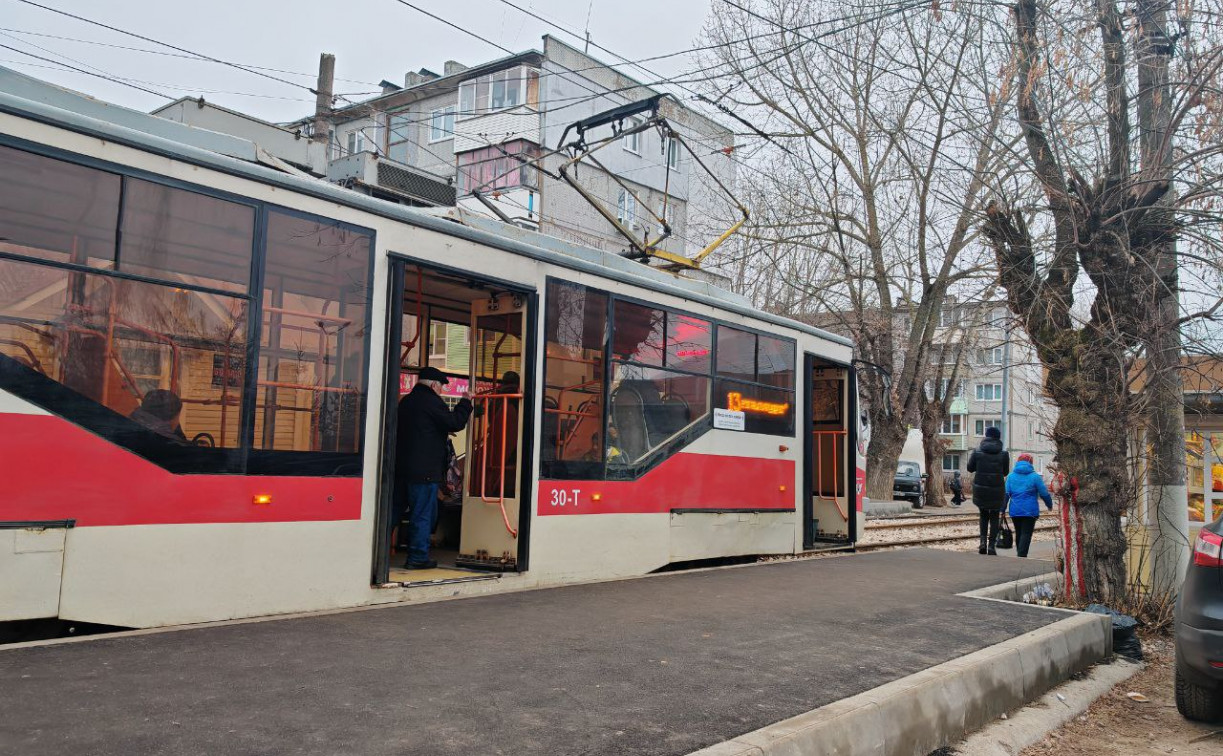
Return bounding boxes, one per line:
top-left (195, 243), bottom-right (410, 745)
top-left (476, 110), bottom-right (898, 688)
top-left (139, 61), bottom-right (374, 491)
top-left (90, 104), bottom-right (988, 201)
top-left (922, 301), bottom-right (1057, 477)
top-left (155, 36), bottom-right (735, 263)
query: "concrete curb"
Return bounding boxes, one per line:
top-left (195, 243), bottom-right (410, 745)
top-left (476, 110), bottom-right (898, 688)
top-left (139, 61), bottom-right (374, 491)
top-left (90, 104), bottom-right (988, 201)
top-left (687, 605), bottom-right (1111, 756)
top-left (952, 657), bottom-right (1144, 756)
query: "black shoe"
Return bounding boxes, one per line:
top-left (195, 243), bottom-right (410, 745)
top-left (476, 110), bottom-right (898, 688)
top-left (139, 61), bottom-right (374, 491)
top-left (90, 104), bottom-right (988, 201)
top-left (987, 549), bottom-right (997, 556)
top-left (404, 559), bottom-right (438, 570)
top-left (978, 545), bottom-right (987, 554)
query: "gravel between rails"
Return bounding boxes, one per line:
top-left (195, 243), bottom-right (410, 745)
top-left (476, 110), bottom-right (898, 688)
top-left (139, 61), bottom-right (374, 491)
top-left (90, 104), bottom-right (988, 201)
top-left (858, 520), bottom-right (1058, 550)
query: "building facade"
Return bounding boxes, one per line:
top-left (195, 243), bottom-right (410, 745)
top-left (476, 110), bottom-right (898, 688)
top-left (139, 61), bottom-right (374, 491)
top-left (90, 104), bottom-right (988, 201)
top-left (922, 301), bottom-right (1058, 478)
top-left (156, 37), bottom-right (735, 264)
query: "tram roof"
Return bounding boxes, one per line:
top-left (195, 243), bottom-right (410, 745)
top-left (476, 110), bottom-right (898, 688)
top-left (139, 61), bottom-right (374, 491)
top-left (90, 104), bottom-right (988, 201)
top-left (0, 67), bottom-right (851, 348)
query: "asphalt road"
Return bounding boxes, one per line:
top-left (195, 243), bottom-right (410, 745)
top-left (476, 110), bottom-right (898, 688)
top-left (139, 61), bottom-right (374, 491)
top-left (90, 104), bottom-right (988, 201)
top-left (0, 549), bottom-right (1059, 756)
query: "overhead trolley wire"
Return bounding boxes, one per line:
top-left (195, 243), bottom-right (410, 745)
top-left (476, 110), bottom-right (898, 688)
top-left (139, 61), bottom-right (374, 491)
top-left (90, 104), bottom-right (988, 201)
top-left (0, 26), bottom-right (382, 86)
top-left (14, 0), bottom-right (337, 99)
top-left (0, 41), bottom-right (171, 98)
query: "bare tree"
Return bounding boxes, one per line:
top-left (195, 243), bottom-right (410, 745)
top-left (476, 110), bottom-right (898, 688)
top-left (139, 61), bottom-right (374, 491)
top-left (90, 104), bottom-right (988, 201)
top-left (702, 0), bottom-right (1016, 501)
top-left (982, 0), bottom-right (1223, 599)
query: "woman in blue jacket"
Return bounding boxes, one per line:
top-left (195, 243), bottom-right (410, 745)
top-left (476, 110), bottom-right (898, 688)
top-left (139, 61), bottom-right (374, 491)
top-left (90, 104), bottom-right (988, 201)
top-left (1006, 453), bottom-right (1053, 557)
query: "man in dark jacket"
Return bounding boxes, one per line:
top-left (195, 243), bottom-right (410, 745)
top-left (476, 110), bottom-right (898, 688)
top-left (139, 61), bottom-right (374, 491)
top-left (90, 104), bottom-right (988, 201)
top-left (966, 426), bottom-right (1010, 555)
top-left (395, 367), bottom-right (473, 569)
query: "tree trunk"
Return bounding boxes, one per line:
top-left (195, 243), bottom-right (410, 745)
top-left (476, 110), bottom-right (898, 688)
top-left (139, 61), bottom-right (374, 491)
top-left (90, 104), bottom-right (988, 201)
top-left (865, 416), bottom-right (907, 502)
top-left (921, 407), bottom-right (948, 508)
top-left (1046, 338), bottom-right (1132, 602)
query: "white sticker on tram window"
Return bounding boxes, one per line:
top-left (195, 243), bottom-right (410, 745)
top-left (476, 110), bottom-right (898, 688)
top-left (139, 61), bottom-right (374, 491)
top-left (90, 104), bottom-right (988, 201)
top-left (713, 408), bottom-right (746, 431)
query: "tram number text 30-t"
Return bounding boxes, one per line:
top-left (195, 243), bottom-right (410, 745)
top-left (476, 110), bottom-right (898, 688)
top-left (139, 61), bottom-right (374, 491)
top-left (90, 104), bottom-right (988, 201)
top-left (549, 488), bottom-right (582, 507)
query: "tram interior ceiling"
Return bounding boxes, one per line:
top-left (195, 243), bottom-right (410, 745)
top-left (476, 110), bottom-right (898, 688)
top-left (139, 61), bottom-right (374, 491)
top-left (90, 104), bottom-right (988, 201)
top-left (387, 265), bottom-right (528, 580)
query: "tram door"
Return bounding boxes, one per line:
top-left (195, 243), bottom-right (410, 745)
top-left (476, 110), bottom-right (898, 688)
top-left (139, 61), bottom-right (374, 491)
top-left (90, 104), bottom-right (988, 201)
top-left (459, 293), bottom-right (527, 570)
top-left (804, 357), bottom-right (852, 548)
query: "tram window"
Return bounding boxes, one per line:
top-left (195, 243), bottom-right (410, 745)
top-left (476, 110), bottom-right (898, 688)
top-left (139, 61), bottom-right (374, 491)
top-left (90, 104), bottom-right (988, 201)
top-left (255, 211), bottom-right (372, 458)
top-left (119, 179), bottom-right (255, 294)
top-left (714, 378), bottom-right (795, 436)
top-left (715, 326), bottom-right (756, 382)
top-left (756, 334), bottom-right (796, 390)
top-left (541, 281), bottom-right (607, 478)
top-left (607, 363), bottom-right (710, 473)
top-left (714, 326), bottom-right (797, 436)
top-left (0, 256), bottom-right (250, 468)
top-left (0, 145), bottom-right (120, 269)
top-left (612, 300), bottom-right (664, 366)
top-left (665, 315), bottom-right (712, 373)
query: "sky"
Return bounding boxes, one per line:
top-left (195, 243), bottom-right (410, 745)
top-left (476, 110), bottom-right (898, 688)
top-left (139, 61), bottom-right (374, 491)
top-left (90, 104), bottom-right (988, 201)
top-left (0, 0), bottom-right (716, 123)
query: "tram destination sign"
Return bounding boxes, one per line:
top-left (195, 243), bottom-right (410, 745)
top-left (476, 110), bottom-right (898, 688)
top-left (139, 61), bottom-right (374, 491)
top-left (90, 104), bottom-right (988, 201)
top-left (713, 408), bottom-right (746, 431)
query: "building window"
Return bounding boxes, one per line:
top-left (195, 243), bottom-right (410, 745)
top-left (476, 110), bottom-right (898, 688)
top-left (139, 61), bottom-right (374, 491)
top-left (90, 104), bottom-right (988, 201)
top-left (977, 346), bottom-right (1004, 365)
top-left (345, 130), bottom-right (366, 156)
top-left (665, 136), bottom-right (680, 169)
top-left (656, 200), bottom-right (675, 236)
top-left (455, 140), bottom-right (541, 194)
top-left (457, 66), bottom-right (540, 119)
top-left (930, 343), bottom-right (958, 364)
top-left (975, 418), bottom-right (1002, 436)
top-left (940, 415), bottom-right (963, 434)
top-left (942, 453), bottom-right (961, 472)
top-left (428, 321), bottom-right (449, 367)
top-left (976, 383), bottom-right (1003, 401)
top-left (623, 118), bottom-right (641, 154)
top-left (991, 307), bottom-right (1008, 326)
top-left (429, 106), bottom-right (456, 142)
top-left (940, 307), bottom-right (960, 328)
top-left (616, 189), bottom-right (637, 227)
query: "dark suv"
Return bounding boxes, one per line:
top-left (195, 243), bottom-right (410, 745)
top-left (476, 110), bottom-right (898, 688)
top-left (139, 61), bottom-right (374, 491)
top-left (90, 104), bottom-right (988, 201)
top-left (893, 461), bottom-right (924, 507)
top-left (1176, 515), bottom-right (1223, 722)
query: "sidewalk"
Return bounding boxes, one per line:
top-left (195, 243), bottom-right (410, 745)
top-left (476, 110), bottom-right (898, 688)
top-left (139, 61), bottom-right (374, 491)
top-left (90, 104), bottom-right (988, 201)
top-left (1, 550), bottom-right (1065, 756)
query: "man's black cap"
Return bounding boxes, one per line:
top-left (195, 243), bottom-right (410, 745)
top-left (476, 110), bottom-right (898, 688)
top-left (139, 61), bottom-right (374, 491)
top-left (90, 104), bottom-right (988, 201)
top-left (419, 366), bottom-right (450, 385)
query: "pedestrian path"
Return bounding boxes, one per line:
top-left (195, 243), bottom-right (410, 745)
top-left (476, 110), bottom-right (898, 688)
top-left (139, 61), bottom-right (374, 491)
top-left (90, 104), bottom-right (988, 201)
top-left (1, 550), bottom-right (1062, 756)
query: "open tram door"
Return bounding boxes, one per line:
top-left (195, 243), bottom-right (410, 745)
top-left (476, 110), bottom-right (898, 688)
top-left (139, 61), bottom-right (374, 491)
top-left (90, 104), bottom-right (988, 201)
top-left (802, 355), bottom-right (859, 549)
top-left (459, 293), bottom-right (528, 570)
top-left (374, 260), bottom-right (535, 585)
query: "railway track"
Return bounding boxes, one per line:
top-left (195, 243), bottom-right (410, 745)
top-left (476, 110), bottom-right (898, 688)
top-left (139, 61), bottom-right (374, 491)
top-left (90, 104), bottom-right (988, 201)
top-left (866, 516), bottom-right (980, 530)
top-left (857, 523), bottom-right (1059, 551)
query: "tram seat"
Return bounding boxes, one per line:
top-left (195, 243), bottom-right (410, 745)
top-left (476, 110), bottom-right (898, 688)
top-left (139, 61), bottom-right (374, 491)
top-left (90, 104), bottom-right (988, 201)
top-left (610, 384), bottom-right (650, 461)
top-left (610, 381), bottom-right (693, 462)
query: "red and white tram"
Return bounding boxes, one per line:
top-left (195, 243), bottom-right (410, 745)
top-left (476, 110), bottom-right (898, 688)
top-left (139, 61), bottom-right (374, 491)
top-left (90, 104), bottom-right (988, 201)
top-left (0, 71), bottom-right (864, 630)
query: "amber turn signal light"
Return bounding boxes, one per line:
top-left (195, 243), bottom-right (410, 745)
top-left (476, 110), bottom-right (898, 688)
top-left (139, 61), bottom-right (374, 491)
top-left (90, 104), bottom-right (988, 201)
top-left (252, 494), bottom-right (273, 505)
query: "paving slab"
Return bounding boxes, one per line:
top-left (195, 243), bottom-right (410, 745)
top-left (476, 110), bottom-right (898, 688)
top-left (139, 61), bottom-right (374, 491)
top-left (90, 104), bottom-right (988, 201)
top-left (0, 549), bottom-right (1060, 756)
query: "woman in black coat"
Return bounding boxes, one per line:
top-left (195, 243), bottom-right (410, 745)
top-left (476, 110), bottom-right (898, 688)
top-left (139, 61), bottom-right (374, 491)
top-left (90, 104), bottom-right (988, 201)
top-left (966, 426), bottom-right (1010, 555)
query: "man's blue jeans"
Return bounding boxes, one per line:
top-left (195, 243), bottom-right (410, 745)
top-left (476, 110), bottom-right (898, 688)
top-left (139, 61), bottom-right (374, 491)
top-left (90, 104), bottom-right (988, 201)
top-left (405, 483), bottom-right (439, 566)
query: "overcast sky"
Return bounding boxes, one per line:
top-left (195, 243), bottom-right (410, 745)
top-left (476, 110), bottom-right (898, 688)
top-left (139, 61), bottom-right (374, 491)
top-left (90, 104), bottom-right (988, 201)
top-left (1, 0), bottom-right (715, 122)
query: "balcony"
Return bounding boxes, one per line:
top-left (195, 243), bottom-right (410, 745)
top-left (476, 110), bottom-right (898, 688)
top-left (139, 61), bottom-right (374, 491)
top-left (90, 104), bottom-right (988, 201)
top-left (939, 433), bottom-right (969, 452)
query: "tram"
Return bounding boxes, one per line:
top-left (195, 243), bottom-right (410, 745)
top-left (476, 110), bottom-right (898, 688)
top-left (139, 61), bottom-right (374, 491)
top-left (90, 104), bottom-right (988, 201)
top-left (0, 70), bottom-right (864, 629)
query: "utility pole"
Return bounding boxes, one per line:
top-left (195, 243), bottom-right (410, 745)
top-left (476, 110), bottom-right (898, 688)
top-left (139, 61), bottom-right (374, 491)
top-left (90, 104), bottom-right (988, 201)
top-left (1000, 319), bottom-right (1011, 451)
top-left (1137, 0), bottom-right (1189, 591)
top-left (312, 53), bottom-right (336, 145)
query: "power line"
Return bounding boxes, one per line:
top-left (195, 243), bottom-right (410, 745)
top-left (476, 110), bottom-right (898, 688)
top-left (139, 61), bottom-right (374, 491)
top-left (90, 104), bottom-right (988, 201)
top-left (0, 26), bottom-right (381, 86)
top-left (0, 41), bottom-right (170, 98)
top-left (14, 0), bottom-right (322, 97)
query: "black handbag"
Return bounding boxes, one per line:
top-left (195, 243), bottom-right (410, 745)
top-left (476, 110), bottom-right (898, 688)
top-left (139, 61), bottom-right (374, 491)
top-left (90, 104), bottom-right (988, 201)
top-left (997, 514), bottom-right (1014, 550)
